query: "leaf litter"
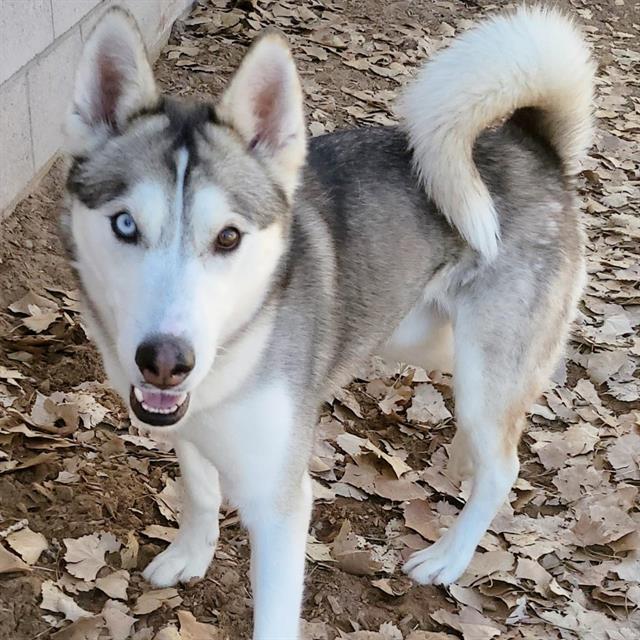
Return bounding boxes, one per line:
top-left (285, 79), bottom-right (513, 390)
top-left (0, 0), bottom-right (638, 638)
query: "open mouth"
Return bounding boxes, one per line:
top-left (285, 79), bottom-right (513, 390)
top-left (129, 386), bottom-right (190, 427)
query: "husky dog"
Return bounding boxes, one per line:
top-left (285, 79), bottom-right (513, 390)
top-left (62, 5), bottom-right (594, 638)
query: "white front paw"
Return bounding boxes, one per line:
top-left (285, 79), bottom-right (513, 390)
top-left (403, 533), bottom-right (474, 586)
top-left (143, 541), bottom-right (215, 587)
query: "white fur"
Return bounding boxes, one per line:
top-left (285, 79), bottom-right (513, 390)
top-left (65, 8), bottom-right (157, 155)
top-left (383, 302), bottom-right (453, 373)
top-left (404, 304), bottom-right (520, 585)
top-left (143, 441), bottom-right (221, 586)
top-left (218, 32), bottom-right (307, 201)
top-left (398, 6), bottom-right (595, 260)
top-left (183, 380), bottom-right (310, 639)
top-left (72, 169), bottom-right (286, 417)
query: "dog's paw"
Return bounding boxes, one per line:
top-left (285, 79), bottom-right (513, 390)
top-left (403, 535), bottom-right (474, 586)
top-left (143, 541), bottom-right (214, 587)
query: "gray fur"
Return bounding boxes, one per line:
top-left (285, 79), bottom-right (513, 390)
top-left (63, 101), bottom-right (582, 416)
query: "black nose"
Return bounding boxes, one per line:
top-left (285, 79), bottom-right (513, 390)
top-left (135, 335), bottom-right (195, 388)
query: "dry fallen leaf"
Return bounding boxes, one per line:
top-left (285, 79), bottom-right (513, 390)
top-left (407, 383), bottom-right (452, 425)
top-left (6, 526), bottom-right (48, 564)
top-left (133, 588), bottom-right (182, 615)
top-left (102, 599), bottom-right (136, 640)
top-left (331, 520), bottom-right (383, 576)
top-left (96, 570), bottom-right (130, 600)
top-left (50, 616), bottom-right (103, 640)
top-left (40, 580), bottom-right (93, 622)
top-left (64, 532), bottom-right (121, 581)
top-left (0, 544), bottom-right (31, 574)
top-left (177, 610), bottom-right (221, 640)
top-left (141, 524), bottom-right (179, 543)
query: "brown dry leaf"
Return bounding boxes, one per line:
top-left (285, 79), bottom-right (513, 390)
top-left (155, 475), bottom-right (181, 522)
top-left (607, 432), bottom-right (640, 481)
top-left (407, 383), bottom-right (452, 425)
top-left (28, 389), bottom-right (109, 432)
top-left (302, 619), bottom-right (331, 640)
top-left (102, 599), bottom-right (136, 640)
top-left (374, 471), bottom-right (428, 502)
top-left (96, 570), bottom-right (130, 600)
top-left (50, 617), bottom-right (103, 640)
top-left (9, 291), bottom-right (60, 332)
top-left (6, 526), bottom-right (48, 564)
top-left (537, 600), bottom-right (638, 639)
top-left (571, 503), bottom-right (637, 547)
top-left (431, 607), bottom-right (501, 640)
top-left (331, 520), bottom-right (382, 576)
top-left (41, 580), bottom-right (93, 622)
top-left (0, 364), bottom-right (26, 387)
top-left (133, 588), bottom-right (182, 615)
top-left (341, 461), bottom-right (377, 494)
top-left (177, 610), bottom-right (221, 640)
top-left (0, 451), bottom-right (56, 475)
top-left (141, 524), bottom-right (179, 543)
top-left (0, 543), bottom-right (30, 573)
top-left (334, 387), bottom-right (365, 418)
top-left (23, 307), bottom-right (60, 333)
top-left (371, 577), bottom-right (410, 597)
top-left (515, 558), bottom-right (552, 595)
top-left (153, 627), bottom-right (182, 640)
top-left (364, 440), bottom-right (412, 478)
top-left (339, 622), bottom-right (403, 639)
top-left (407, 633), bottom-right (458, 640)
top-left (462, 550), bottom-right (516, 583)
top-left (9, 290), bottom-right (58, 314)
top-left (120, 531), bottom-right (139, 570)
top-left (64, 532), bottom-right (121, 581)
top-left (131, 627), bottom-right (155, 640)
top-left (403, 500), bottom-right (440, 542)
top-left (307, 534), bottom-right (335, 563)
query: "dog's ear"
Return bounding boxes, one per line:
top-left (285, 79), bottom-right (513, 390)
top-left (65, 8), bottom-right (158, 155)
top-left (218, 30), bottom-right (306, 201)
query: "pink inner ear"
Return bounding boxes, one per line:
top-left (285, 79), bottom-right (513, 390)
top-left (95, 52), bottom-right (123, 128)
top-left (251, 73), bottom-right (286, 151)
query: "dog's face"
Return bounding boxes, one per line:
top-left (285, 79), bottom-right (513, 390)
top-left (63, 10), bottom-right (306, 428)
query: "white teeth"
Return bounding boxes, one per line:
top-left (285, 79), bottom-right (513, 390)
top-left (134, 388), bottom-right (188, 416)
top-left (141, 402), bottom-right (180, 415)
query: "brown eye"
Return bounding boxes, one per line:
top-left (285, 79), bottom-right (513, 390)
top-left (214, 226), bottom-right (241, 252)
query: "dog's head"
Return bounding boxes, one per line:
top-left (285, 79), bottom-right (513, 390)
top-left (63, 8), bottom-right (306, 428)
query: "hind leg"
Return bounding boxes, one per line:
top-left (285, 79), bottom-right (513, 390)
top-left (404, 290), bottom-right (565, 585)
top-left (382, 303), bottom-right (454, 373)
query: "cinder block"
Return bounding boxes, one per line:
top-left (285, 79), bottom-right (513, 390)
top-left (28, 29), bottom-right (83, 171)
top-left (0, 0), bottom-right (54, 84)
top-left (0, 74), bottom-right (34, 212)
top-left (51, 0), bottom-right (102, 38)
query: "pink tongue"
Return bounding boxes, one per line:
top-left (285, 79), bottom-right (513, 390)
top-left (142, 390), bottom-right (180, 410)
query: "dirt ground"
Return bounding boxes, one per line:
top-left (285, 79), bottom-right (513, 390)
top-left (0, 1), bottom-right (638, 639)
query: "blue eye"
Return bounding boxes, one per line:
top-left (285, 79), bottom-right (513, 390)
top-left (111, 211), bottom-right (138, 243)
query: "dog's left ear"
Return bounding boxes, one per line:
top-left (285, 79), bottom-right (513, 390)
top-left (65, 8), bottom-right (158, 155)
top-left (218, 31), bottom-right (306, 201)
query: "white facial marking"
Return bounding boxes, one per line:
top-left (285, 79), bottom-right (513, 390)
top-left (172, 148), bottom-right (189, 246)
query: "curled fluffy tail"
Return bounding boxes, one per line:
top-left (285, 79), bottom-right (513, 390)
top-left (398, 6), bottom-right (595, 260)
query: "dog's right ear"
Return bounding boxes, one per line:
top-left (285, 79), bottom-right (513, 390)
top-left (218, 30), bottom-right (306, 202)
top-left (65, 8), bottom-right (158, 155)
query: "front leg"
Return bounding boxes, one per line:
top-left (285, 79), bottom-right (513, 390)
top-left (144, 440), bottom-right (221, 587)
top-left (244, 473), bottom-right (312, 640)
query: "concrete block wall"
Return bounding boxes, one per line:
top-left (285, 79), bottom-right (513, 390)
top-left (0, 0), bottom-right (193, 217)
